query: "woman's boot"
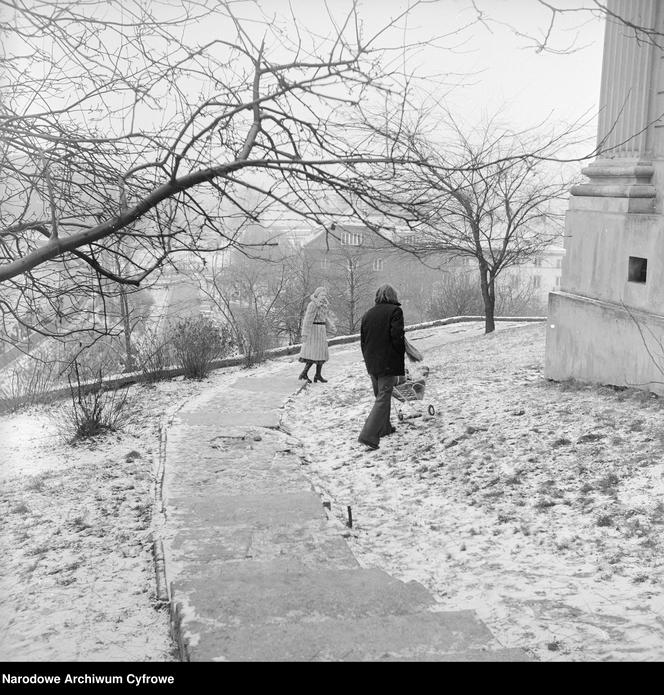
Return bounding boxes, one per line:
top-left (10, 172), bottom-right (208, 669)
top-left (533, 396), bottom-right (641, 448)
top-left (299, 361), bottom-right (313, 382)
top-left (313, 362), bottom-right (327, 383)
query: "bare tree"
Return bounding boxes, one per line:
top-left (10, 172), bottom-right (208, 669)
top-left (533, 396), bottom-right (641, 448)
top-left (495, 274), bottom-right (545, 316)
top-left (426, 270), bottom-right (485, 319)
top-left (426, 267), bottom-right (544, 321)
top-left (271, 247), bottom-right (319, 345)
top-left (321, 242), bottom-right (374, 335)
top-left (471, 0), bottom-right (664, 54)
top-left (379, 115), bottom-right (572, 332)
top-left (199, 252), bottom-right (288, 365)
top-left (0, 0), bottom-right (462, 351)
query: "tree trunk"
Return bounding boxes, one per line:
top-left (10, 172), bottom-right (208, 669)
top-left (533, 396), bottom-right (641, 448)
top-left (479, 266), bottom-right (496, 334)
top-left (347, 266), bottom-right (356, 334)
top-left (119, 287), bottom-right (135, 372)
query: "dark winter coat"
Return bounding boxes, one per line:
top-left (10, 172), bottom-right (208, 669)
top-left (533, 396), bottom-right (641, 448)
top-left (360, 301), bottom-right (406, 377)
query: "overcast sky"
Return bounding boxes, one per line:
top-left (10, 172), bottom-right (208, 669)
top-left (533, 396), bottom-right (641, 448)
top-left (6, 0), bottom-right (606, 142)
top-left (255, 0), bottom-right (606, 134)
top-left (438, 0), bottom-right (605, 131)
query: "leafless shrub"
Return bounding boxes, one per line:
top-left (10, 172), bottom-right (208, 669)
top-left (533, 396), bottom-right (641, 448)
top-left (25, 474), bottom-right (48, 492)
top-left (427, 273), bottom-right (485, 319)
top-left (65, 363), bottom-right (130, 441)
top-left (136, 327), bottom-right (173, 383)
top-left (0, 359), bottom-right (59, 412)
top-left (199, 258), bottom-right (284, 367)
top-left (234, 310), bottom-right (277, 368)
top-left (167, 315), bottom-right (231, 379)
top-left (426, 271), bottom-right (545, 322)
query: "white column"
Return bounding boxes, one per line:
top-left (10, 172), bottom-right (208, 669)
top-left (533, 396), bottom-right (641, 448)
top-left (572, 0), bottom-right (662, 211)
top-left (596, 0), bottom-right (660, 160)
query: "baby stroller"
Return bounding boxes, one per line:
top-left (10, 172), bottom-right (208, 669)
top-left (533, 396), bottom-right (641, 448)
top-left (392, 338), bottom-right (436, 421)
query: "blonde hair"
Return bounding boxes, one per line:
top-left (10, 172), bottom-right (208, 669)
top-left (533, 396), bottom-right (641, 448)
top-left (311, 287), bottom-right (328, 303)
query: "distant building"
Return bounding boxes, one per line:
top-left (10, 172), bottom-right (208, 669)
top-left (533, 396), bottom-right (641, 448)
top-left (302, 223), bottom-right (561, 324)
top-left (503, 245), bottom-right (565, 307)
top-left (301, 223), bottom-right (441, 328)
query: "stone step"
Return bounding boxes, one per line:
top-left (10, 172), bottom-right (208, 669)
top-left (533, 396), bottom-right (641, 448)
top-left (168, 491), bottom-right (327, 529)
top-left (168, 465), bottom-right (313, 497)
top-left (380, 648), bottom-right (533, 662)
top-left (165, 439), bottom-right (312, 496)
top-left (162, 328), bottom-right (534, 662)
top-left (180, 609), bottom-right (507, 662)
top-left (169, 522), bottom-right (359, 569)
top-left (174, 394), bottom-right (286, 428)
top-left (171, 563), bottom-right (434, 628)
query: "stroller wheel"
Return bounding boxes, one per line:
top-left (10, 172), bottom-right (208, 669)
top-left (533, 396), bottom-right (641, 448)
top-left (427, 404), bottom-right (435, 416)
top-left (397, 410), bottom-right (404, 421)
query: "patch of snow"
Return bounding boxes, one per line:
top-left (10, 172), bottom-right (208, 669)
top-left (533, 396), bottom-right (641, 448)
top-left (0, 374), bottom-right (213, 661)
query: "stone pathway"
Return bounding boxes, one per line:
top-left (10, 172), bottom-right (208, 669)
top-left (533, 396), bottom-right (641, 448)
top-left (161, 322), bottom-right (533, 661)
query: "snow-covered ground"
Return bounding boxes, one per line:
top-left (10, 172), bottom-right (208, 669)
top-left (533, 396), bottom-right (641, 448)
top-left (0, 356), bottom-right (284, 661)
top-left (286, 323), bottom-right (664, 662)
top-left (3, 321), bottom-right (664, 661)
top-left (0, 376), bottom-right (214, 661)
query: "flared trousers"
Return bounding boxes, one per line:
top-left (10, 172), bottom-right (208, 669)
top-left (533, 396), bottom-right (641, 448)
top-left (358, 375), bottom-right (396, 447)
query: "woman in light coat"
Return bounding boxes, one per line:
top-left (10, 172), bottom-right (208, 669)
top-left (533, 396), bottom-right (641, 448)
top-left (298, 287), bottom-right (335, 383)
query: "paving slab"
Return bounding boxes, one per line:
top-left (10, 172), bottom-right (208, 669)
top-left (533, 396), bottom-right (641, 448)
top-left (180, 610), bottom-right (499, 662)
top-left (174, 402), bottom-right (283, 429)
top-left (169, 522), bottom-right (358, 568)
top-left (168, 491), bottom-right (326, 528)
top-left (172, 564), bottom-right (433, 628)
top-left (167, 460), bottom-right (312, 497)
top-left (377, 648), bottom-right (533, 662)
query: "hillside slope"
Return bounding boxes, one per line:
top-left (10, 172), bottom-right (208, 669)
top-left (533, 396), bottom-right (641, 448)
top-left (287, 323), bottom-right (664, 662)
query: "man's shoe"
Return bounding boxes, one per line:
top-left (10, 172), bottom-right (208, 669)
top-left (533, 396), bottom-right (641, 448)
top-left (358, 437), bottom-right (379, 450)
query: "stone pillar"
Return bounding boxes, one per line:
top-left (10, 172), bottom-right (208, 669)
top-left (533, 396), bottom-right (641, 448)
top-left (545, 0), bottom-right (664, 394)
top-left (571, 0), bottom-right (661, 212)
top-left (597, 0), bottom-right (660, 160)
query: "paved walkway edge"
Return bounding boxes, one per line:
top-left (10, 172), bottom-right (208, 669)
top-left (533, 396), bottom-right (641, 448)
top-left (151, 419), bottom-right (170, 605)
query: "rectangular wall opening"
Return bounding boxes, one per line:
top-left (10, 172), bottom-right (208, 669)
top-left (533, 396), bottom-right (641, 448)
top-left (628, 256), bottom-right (648, 283)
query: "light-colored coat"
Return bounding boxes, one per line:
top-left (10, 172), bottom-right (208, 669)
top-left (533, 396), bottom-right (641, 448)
top-left (299, 300), bottom-right (334, 362)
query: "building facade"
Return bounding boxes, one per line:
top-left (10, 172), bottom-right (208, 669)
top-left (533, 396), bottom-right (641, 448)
top-left (545, 0), bottom-right (664, 394)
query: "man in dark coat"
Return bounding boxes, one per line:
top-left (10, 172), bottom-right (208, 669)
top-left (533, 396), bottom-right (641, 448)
top-left (358, 284), bottom-right (406, 450)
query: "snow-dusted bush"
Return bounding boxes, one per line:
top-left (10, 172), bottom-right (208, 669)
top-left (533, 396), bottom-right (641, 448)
top-left (166, 315), bottom-right (232, 379)
top-left (0, 359), bottom-right (59, 412)
top-left (65, 363), bottom-right (130, 441)
top-left (232, 309), bottom-right (278, 367)
top-left (135, 327), bottom-right (173, 382)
